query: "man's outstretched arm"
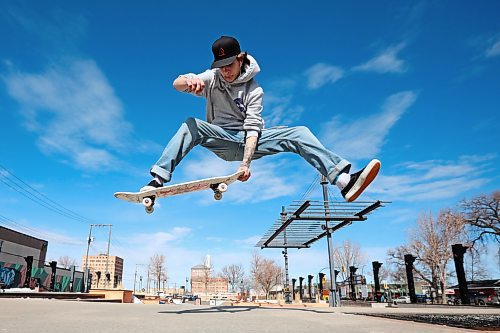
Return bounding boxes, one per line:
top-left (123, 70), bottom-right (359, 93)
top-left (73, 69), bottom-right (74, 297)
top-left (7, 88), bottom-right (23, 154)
top-left (238, 136), bottom-right (258, 181)
top-left (173, 76), bottom-right (205, 95)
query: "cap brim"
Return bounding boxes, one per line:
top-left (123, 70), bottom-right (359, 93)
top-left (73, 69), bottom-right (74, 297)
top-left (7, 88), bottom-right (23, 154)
top-left (211, 55), bottom-right (238, 69)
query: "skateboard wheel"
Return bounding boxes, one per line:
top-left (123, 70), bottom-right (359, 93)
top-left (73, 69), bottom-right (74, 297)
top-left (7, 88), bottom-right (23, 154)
top-left (143, 197), bottom-right (153, 207)
top-left (217, 183), bottom-right (228, 193)
top-left (214, 192), bottom-right (222, 200)
top-left (145, 206), bottom-right (154, 214)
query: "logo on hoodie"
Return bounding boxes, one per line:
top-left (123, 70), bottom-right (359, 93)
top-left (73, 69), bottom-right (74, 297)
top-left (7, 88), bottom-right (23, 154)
top-left (234, 98), bottom-right (246, 113)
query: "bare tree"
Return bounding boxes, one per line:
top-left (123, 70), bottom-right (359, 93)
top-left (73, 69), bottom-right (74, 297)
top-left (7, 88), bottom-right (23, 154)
top-left (58, 256), bottom-right (77, 269)
top-left (250, 252), bottom-right (282, 299)
top-left (387, 210), bottom-right (466, 304)
top-left (387, 264), bottom-right (407, 284)
top-left (465, 248), bottom-right (490, 281)
top-left (462, 191), bottom-right (500, 245)
top-left (334, 240), bottom-right (366, 281)
top-left (221, 264), bottom-right (245, 292)
top-left (149, 254), bottom-right (167, 292)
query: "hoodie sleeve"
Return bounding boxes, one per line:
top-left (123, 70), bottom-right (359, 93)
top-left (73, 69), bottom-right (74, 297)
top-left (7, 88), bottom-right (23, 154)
top-left (179, 69), bottom-right (215, 98)
top-left (244, 83), bottom-right (264, 138)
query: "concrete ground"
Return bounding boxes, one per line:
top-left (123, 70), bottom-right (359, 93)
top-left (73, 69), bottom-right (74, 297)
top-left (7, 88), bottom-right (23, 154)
top-left (1, 299), bottom-right (499, 333)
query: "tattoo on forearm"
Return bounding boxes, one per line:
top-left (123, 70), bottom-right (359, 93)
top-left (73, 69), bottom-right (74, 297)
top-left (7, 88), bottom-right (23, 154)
top-left (241, 138), bottom-right (257, 167)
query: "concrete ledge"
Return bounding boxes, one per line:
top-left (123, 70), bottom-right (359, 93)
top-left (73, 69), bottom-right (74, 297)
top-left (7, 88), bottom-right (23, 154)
top-left (89, 289), bottom-right (133, 303)
top-left (371, 302), bottom-right (388, 308)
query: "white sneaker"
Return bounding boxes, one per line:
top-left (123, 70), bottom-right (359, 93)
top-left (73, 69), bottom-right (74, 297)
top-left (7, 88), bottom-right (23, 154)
top-left (341, 159), bottom-right (381, 202)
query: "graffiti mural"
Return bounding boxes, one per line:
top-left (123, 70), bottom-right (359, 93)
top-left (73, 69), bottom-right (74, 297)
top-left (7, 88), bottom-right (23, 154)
top-left (0, 267), bottom-right (17, 288)
top-left (0, 261), bottom-right (84, 291)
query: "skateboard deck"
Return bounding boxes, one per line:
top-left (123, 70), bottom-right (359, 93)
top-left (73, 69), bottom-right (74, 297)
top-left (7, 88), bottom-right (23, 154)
top-left (114, 171), bottom-right (244, 214)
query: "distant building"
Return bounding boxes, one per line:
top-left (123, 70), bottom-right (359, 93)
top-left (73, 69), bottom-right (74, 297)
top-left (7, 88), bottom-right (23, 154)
top-left (0, 226), bottom-right (47, 268)
top-left (190, 264), bottom-right (228, 296)
top-left (1, 226), bottom-right (83, 291)
top-left (448, 279), bottom-right (500, 306)
top-left (82, 254), bottom-right (123, 289)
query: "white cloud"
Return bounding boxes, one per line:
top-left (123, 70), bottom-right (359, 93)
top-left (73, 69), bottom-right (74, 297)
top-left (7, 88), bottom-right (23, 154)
top-left (3, 60), bottom-right (154, 171)
top-left (234, 235), bottom-right (262, 246)
top-left (304, 63), bottom-right (344, 89)
top-left (205, 236), bottom-right (225, 243)
top-left (4, 5), bottom-right (87, 54)
top-left (263, 80), bottom-right (304, 127)
top-left (370, 155), bottom-right (496, 202)
top-left (265, 101), bottom-right (304, 128)
top-left (319, 91), bottom-right (417, 161)
top-left (180, 151), bottom-right (299, 203)
top-left (1, 219), bottom-right (83, 246)
top-left (131, 227), bottom-right (192, 247)
top-left (485, 39), bottom-right (500, 58)
top-left (353, 43), bottom-right (407, 74)
top-left (263, 63), bottom-right (344, 126)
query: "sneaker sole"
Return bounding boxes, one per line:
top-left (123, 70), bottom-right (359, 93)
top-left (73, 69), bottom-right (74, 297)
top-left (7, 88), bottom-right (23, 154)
top-left (345, 159), bottom-right (381, 202)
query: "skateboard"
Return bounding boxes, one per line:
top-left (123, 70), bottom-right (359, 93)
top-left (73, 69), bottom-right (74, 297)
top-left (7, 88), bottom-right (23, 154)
top-left (114, 171), bottom-right (244, 214)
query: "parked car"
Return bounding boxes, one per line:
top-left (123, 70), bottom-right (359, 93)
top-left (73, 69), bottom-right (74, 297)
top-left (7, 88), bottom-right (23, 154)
top-left (182, 295), bottom-right (198, 302)
top-left (394, 296), bottom-right (411, 304)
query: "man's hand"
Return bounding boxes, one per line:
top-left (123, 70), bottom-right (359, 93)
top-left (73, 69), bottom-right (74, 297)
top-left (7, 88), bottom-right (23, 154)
top-left (237, 165), bottom-right (251, 182)
top-left (174, 76), bottom-right (205, 95)
top-left (237, 135), bottom-right (257, 182)
top-left (185, 77), bottom-right (205, 95)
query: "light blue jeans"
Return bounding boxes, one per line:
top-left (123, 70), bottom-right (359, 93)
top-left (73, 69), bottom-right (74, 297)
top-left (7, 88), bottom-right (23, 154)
top-left (150, 118), bottom-right (351, 184)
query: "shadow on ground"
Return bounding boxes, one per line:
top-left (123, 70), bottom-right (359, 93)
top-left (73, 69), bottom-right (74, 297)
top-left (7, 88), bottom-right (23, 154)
top-left (159, 306), bottom-right (333, 315)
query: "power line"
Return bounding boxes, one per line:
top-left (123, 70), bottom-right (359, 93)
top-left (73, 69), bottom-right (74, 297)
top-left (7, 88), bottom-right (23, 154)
top-left (0, 166), bottom-right (127, 258)
top-left (299, 173), bottom-right (320, 201)
top-left (0, 164), bottom-right (96, 225)
top-left (0, 214), bottom-right (79, 245)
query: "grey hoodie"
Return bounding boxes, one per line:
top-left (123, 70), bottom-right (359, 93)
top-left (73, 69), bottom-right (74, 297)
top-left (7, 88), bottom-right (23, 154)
top-left (180, 54), bottom-right (264, 138)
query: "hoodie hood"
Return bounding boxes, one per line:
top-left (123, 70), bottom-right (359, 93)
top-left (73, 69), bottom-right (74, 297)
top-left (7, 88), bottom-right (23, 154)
top-left (217, 54), bottom-right (260, 85)
top-left (186, 54), bottom-right (264, 137)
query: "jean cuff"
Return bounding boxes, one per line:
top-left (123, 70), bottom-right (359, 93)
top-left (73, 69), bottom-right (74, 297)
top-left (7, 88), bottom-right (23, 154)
top-left (150, 165), bottom-right (172, 183)
top-left (327, 159), bottom-right (351, 184)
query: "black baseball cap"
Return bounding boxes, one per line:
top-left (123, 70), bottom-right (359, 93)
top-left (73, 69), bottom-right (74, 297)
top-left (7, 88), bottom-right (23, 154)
top-left (211, 36), bottom-right (241, 69)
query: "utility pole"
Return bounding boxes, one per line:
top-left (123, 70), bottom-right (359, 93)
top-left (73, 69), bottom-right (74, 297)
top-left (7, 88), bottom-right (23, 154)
top-left (83, 224), bottom-right (112, 290)
top-left (84, 225), bottom-right (94, 292)
top-left (104, 224), bottom-right (112, 288)
top-left (134, 265), bottom-right (138, 294)
top-left (321, 175), bottom-right (339, 307)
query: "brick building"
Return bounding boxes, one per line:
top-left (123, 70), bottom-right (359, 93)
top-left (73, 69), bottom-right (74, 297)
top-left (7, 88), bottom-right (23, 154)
top-left (190, 264), bottom-right (228, 296)
top-left (82, 254), bottom-right (123, 289)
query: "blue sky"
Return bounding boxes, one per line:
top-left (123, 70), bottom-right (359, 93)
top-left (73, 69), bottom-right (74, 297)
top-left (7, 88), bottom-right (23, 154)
top-left (1, 1), bottom-right (499, 289)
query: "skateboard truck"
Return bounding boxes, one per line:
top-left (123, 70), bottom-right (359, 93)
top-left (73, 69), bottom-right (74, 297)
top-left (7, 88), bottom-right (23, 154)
top-left (210, 182), bottom-right (228, 200)
top-left (142, 196), bottom-right (155, 214)
top-left (141, 182), bottom-right (227, 213)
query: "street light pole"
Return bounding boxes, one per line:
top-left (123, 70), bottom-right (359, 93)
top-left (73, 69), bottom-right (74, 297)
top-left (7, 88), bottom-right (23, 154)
top-left (281, 206), bottom-right (291, 304)
top-left (321, 175), bottom-right (339, 307)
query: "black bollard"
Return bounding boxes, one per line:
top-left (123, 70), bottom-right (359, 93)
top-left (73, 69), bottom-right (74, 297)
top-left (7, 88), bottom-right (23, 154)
top-left (452, 244), bottom-right (470, 305)
top-left (372, 261), bottom-right (383, 302)
top-left (23, 256), bottom-right (34, 288)
top-left (404, 254), bottom-right (417, 303)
